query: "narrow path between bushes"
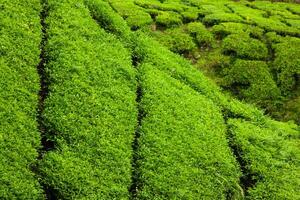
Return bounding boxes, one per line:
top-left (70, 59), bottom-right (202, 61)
top-left (129, 53), bottom-right (144, 199)
top-left (38, 0), bottom-right (53, 157)
top-left (37, 0), bottom-right (56, 199)
top-left (222, 112), bottom-right (258, 199)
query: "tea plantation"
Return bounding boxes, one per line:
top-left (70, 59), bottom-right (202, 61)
top-left (0, 0), bottom-right (299, 199)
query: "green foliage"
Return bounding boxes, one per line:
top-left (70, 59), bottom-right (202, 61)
top-left (134, 0), bottom-right (185, 12)
top-left (203, 13), bottom-right (244, 26)
top-left (186, 22), bottom-right (215, 47)
top-left (180, 7), bottom-right (199, 22)
top-left (38, 0), bottom-right (137, 198)
top-left (151, 28), bottom-right (196, 54)
top-left (133, 32), bottom-right (265, 121)
top-left (272, 37), bottom-right (300, 93)
top-left (156, 11), bottom-right (183, 27)
top-left (137, 64), bottom-right (241, 199)
top-left (249, 1), bottom-right (300, 19)
top-left (212, 22), bottom-right (264, 39)
top-left (109, 0), bottom-right (152, 29)
top-left (227, 3), bottom-right (300, 36)
top-left (286, 19), bottom-right (300, 29)
top-left (0, 0), bottom-right (44, 198)
top-left (222, 59), bottom-right (281, 106)
top-left (228, 119), bottom-right (300, 200)
top-left (281, 96), bottom-right (300, 124)
top-left (222, 33), bottom-right (268, 60)
top-left (84, 0), bottom-right (133, 44)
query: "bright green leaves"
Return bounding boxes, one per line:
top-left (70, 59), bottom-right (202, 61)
top-left (0, 0), bottom-right (43, 198)
top-left (137, 64), bottom-right (241, 199)
top-left (222, 33), bottom-right (268, 60)
top-left (38, 0), bottom-right (137, 198)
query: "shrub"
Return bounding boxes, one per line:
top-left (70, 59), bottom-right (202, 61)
top-left (137, 64), bottom-right (241, 199)
top-left (134, 0), bottom-right (185, 12)
top-left (203, 13), bottom-right (244, 26)
top-left (186, 22), bottom-right (215, 47)
top-left (222, 33), bottom-right (268, 60)
top-left (151, 28), bottom-right (196, 54)
top-left (109, 0), bottom-right (152, 29)
top-left (133, 32), bottom-right (265, 121)
top-left (0, 0), bottom-right (44, 199)
top-left (248, 1), bottom-right (300, 19)
top-left (272, 37), bottom-right (300, 94)
top-left (227, 3), bottom-right (300, 36)
top-left (180, 7), bottom-right (199, 22)
top-left (156, 11), bottom-right (183, 27)
top-left (286, 19), bottom-right (300, 29)
top-left (85, 0), bottom-right (132, 43)
top-left (0, 0), bottom-right (44, 200)
top-left (222, 59), bottom-right (281, 106)
top-left (228, 119), bottom-right (300, 200)
top-left (39, 0), bottom-right (137, 198)
top-left (212, 22), bottom-right (264, 39)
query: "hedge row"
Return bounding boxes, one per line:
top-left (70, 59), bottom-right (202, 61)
top-left (88, 0), bottom-right (266, 121)
top-left (0, 0), bottom-right (44, 199)
top-left (272, 36), bottom-right (300, 94)
top-left (108, 0), bottom-right (152, 29)
top-left (222, 59), bottom-right (280, 106)
top-left (134, 0), bottom-right (185, 12)
top-left (187, 22), bottom-right (215, 47)
top-left (222, 32), bottom-right (268, 60)
top-left (226, 3), bottom-right (300, 36)
top-left (248, 1), bottom-right (300, 20)
top-left (137, 64), bottom-right (241, 199)
top-left (228, 119), bottom-right (300, 200)
top-left (38, 0), bottom-right (137, 199)
top-left (133, 32), bottom-right (266, 121)
top-left (212, 22), bottom-right (264, 39)
top-left (86, 2), bottom-right (300, 199)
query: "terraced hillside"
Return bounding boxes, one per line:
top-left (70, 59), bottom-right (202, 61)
top-left (0, 0), bottom-right (299, 199)
top-left (107, 0), bottom-right (300, 123)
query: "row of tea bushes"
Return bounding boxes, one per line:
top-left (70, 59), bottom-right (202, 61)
top-left (0, 0), bottom-right (44, 198)
top-left (38, 0), bottom-right (137, 198)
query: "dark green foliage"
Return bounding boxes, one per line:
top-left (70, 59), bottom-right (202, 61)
top-left (38, 0), bottom-right (137, 198)
top-left (228, 119), bottom-right (300, 200)
top-left (281, 96), bottom-right (300, 124)
top-left (222, 33), bottom-right (268, 60)
top-left (272, 37), bottom-right (300, 94)
top-left (137, 64), bottom-right (241, 199)
top-left (0, 0), bottom-right (44, 198)
top-left (222, 59), bottom-right (280, 106)
top-left (151, 28), bottom-right (196, 54)
top-left (187, 22), bottom-right (215, 47)
top-left (196, 48), bottom-right (232, 84)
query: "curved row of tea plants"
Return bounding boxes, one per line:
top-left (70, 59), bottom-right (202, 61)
top-left (87, 0), bottom-right (300, 199)
top-left (228, 119), bottom-right (300, 199)
top-left (137, 64), bottom-right (242, 199)
top-left (0, 0), bottom-right (44, 199)
top-left (38, 0), bottom-right (137, 199)
top-left (109, 0), bottom-right (300, 123)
